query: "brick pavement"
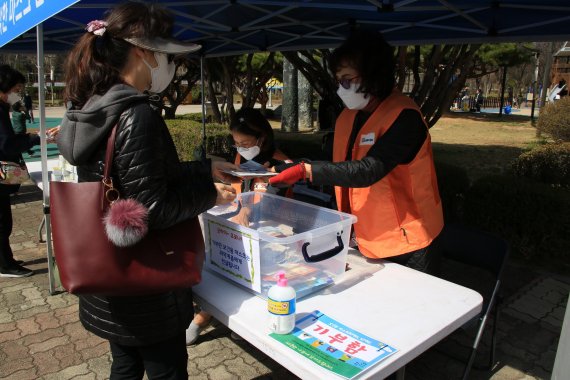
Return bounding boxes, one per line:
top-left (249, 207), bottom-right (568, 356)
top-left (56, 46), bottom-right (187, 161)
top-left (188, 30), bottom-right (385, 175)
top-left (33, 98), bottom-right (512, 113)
top-left (1, 184), bottom-right (568, 379)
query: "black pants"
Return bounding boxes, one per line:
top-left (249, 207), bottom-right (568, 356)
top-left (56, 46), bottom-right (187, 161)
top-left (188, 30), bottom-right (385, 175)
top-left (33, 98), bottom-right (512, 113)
top-left (386, 243), bottom-right (440, 276)
top-left (109, 333), bottom-right (188, 380)
top-left (0, 194), bottom-right (15, 269)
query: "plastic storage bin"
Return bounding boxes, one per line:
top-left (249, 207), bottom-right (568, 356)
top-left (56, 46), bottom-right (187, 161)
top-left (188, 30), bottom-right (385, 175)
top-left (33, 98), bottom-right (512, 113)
top-left (202, 192), bottom-right (357, 299)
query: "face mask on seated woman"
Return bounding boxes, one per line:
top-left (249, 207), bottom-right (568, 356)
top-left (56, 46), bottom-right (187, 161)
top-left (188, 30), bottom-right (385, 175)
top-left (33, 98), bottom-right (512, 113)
top-left (236, 144), bottom-right (260, 161)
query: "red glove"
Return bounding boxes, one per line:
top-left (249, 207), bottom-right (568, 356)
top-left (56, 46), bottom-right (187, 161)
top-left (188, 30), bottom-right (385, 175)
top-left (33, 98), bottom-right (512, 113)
top-left (269, 162), bottom-right (306, 186)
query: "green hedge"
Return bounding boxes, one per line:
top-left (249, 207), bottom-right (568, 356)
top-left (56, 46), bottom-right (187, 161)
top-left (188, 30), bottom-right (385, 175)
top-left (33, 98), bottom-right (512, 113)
top-left (165, 118), bottom-right (232, 161)
top-left (537, 97), bottom-right (570, 142)
top-left (463, 175), bottom-right (570, 262)
top-left (512, 142), bottom-right (570, 186)
top-left (176, 113), bottom-right (205, 123)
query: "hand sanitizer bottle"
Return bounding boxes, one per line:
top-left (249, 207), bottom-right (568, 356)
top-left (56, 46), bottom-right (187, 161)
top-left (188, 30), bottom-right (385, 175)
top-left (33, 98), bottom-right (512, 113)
top-left (267, 271), bottom-right (296, 334)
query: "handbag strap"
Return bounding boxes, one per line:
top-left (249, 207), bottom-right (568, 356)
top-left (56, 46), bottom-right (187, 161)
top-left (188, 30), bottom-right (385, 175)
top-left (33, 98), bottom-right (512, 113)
top-left (102, 125), bottom-right (119, 203)
top-left (103, 125), bottom-right (118, 180)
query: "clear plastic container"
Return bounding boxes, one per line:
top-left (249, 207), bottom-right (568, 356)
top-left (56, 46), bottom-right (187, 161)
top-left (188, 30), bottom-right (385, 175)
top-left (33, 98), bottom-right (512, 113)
top-left (202, 192), bottom-right (357, 299)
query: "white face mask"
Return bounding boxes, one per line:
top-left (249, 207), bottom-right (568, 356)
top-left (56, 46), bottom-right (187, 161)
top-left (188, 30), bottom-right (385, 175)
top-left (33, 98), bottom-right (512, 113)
top-left (142, 52), bottom-right (175, 93)
top-left (7, 92), bottom-right (20, 105)
top-left (237, 145), bottom-right (261, 161)
top-left (337, 82), bottom-right (370, 110)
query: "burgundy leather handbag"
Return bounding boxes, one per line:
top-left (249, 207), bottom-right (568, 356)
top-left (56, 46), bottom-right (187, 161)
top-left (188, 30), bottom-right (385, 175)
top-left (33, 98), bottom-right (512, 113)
top-left (50, 125), bottom-right (205, 295)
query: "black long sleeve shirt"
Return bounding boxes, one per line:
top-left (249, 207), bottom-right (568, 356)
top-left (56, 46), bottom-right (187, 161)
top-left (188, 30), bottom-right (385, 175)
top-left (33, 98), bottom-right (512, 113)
top-left (311, 108), bottom-right (427, 188)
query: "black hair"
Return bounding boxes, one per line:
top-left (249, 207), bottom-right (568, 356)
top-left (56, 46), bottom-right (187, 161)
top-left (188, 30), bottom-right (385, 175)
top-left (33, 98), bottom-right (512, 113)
top-left (64, 2), bottom-right (175, 108)
top-left (0, 65), bottom-right (26, 93)
top-left (11, 101), bottom-right (23, 112)
top-left (229, 108), bottom-right (276, 162)
top-left (328, 30), bottom-right (395, 102)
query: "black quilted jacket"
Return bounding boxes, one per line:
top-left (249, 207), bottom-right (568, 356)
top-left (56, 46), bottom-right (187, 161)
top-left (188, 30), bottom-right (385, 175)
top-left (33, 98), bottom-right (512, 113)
top-left (58, 84), bottom-right (217, 346)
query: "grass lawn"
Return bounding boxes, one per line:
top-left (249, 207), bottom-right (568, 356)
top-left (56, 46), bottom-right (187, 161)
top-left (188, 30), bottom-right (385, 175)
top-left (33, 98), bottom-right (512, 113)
top-left (272, 111), bottom-right (540, 183)
top-left (429, 112), bottom-right (538, 182)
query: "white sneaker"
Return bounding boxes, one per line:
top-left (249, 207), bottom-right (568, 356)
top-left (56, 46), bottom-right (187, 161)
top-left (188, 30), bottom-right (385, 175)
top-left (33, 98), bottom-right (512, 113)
top-left (186, 319), bottom-right (213, 345)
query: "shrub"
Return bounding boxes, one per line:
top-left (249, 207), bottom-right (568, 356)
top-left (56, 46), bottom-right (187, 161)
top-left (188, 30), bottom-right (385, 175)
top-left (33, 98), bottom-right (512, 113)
top-left (434, 161), bottom-right (470, 223)
top-left (190, 86), bottom-right (201, 104)
top-left (177, 113), bottom-right (204, 123)
top-left (463, 175), bottom-right (570, 263)
top-left (512, 142), bottom-right (570, 186)
top-left (537, 97), bottom-right (570, 142)
top-left (165, 118), bottom-right (232, 161)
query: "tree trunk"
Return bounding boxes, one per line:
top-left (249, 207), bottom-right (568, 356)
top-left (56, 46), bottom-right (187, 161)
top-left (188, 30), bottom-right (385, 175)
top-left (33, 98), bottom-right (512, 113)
top-left (221, 57), bottom-right (236, 122)
top-left (411, 45), bottom-right (421, 97)
top-left (425, 45), bottom-right (480, 126)
top-left (233, 52), bottom-right (278, 111)
top-left (298, 54), bottom-right (313, 130)
top-left (206, 63), bottom-right (222, 124)
top-left (282, 50), bottom-right (343, 132)
top-left (282, 58), bottom-right (299, 132)
top-left (161, 58), bottom-right (199, 119)
top-left (397, 47), bottom-right (407, 91)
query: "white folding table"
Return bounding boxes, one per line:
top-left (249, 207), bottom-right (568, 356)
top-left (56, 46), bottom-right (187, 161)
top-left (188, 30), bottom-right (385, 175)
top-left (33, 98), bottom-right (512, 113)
top-left (193, 248), bottom-right (482, 379)
top-left (25, 158), bottom-right (59, 191)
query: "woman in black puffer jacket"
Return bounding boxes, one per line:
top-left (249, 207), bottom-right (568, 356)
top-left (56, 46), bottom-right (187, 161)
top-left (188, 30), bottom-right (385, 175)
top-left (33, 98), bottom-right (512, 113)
top-left (56, 3), bottom-right (236, 379)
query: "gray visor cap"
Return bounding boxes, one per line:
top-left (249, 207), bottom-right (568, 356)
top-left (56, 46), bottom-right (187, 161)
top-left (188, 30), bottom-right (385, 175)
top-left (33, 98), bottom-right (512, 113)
top-left (124, 37), bottom-right (201, 55)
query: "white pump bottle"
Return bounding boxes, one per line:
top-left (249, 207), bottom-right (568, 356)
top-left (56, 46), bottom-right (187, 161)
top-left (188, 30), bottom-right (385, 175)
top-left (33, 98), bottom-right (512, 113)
top-left (267, 271), bottom-right (296, 334)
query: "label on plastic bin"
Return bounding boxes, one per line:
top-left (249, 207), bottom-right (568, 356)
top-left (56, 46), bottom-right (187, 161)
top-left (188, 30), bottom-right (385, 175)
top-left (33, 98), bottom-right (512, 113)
top-left (268, 297), bottom-right (296, 315)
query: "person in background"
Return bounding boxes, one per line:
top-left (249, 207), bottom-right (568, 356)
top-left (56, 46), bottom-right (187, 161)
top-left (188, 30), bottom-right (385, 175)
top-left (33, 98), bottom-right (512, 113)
top-left (186, 107), bottom-right (291, 345)
top-left (11, 102), bottom-right (35, 156)
top-left (270, 30), bottom-right (444, 276)
top-left (56, 3), bottom-right (236, 379)
top-left (23, 92), bottom-right (34, 123)
top-left (0, 65), bottom-right (40, 278)
top-left (475, 88), bottom-right (484, 113)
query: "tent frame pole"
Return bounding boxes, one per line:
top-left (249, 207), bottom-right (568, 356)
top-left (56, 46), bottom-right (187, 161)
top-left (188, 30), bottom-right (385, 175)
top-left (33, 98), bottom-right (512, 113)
top-left (200, 56), bottom-right (207, 160)
top-left (36, 23), bottom-right (56, 295)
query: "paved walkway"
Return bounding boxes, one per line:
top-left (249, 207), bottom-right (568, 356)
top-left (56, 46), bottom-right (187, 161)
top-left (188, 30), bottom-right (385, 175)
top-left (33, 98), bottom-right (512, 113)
top-left (0, 184), bottom-right (568, 379)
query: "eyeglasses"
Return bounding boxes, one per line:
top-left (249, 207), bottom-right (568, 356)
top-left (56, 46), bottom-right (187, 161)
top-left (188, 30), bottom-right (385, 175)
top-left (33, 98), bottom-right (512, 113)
top-left (337, 76), bottom-right (359, 89)
top-left (232, 138), bottom-right (259, 149)
top-left (232, 142), bottom-right (257, 149)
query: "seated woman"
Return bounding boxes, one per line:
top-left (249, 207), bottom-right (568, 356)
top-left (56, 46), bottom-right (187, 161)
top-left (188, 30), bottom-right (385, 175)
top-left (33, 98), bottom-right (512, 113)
top-left (229, 107), bottom-right (291, 193)
top-left (186, 107), bottom-right (291, 345)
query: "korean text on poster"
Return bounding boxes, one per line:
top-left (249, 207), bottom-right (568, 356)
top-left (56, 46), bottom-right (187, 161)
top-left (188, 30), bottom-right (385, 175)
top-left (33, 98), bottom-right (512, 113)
top-left (270, 310), bottom-right (397, 379)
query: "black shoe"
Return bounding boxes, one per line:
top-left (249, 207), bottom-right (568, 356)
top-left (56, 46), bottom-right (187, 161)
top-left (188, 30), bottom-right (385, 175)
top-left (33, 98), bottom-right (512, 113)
top-left (11, 259), bottom-right (24, 265)
top-left (0, 264), bottom-right (33, 278)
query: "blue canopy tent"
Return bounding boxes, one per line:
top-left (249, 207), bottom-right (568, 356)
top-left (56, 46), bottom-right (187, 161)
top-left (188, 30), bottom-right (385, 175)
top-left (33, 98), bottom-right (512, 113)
top-left (4, 1), bottom-right (570, 56)
top-left (1, 0), bottom-right (570, 293)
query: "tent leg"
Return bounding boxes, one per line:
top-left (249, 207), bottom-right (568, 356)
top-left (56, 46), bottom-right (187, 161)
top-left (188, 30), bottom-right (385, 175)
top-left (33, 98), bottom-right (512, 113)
top-left (36, 23), bottom-right (57, 295)
top-left (38, 217), bottom-right (45, 243)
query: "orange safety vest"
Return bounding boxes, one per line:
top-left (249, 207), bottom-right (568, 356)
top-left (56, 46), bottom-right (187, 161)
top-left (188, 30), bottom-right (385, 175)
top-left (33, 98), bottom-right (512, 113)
top-left (232, 149), bottom-right (290, 194)
top-left (333, 90), bottom-right (444, 259)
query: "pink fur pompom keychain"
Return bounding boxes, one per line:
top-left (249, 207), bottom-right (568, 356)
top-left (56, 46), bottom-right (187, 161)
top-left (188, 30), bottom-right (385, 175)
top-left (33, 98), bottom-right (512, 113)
top-left (103, 198), bottom-right (149, 247)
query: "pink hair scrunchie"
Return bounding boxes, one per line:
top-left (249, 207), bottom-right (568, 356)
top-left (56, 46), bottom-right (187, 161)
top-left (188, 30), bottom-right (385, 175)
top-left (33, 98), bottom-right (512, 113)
top-left (86, 20), bottom-right (108, 36)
